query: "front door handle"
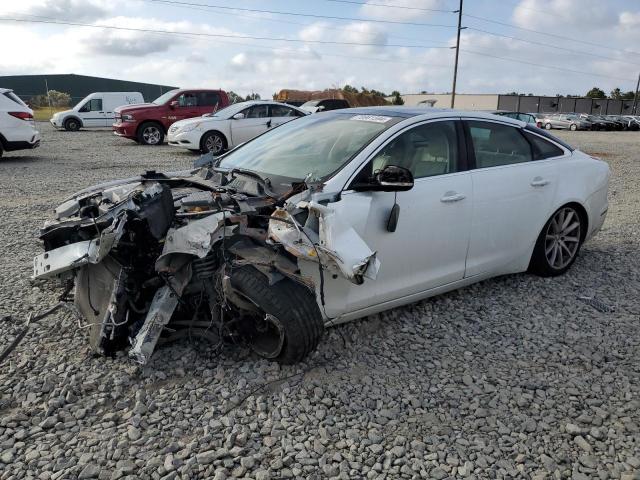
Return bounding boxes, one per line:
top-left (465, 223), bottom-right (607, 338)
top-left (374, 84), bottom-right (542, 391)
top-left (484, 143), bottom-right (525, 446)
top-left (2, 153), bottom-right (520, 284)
top-left (531, 177), bottom-right (550, 187)
top-left (266, 119), bottom-right (272, 128)
top-left (440, 192), bottom-right (466, 203)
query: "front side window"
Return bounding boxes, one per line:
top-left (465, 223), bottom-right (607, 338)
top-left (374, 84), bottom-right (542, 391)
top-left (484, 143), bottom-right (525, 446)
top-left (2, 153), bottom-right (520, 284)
top-left (177, 93), bottom-right (198, 107)
top-left (359, 120), bottom-right (459, 180)
top-left (468, 121), bottom-right (532, 168)
top-left (79, 99), bottom-right (103, 112)
top-left (243, 105), bottom-right (269, 118)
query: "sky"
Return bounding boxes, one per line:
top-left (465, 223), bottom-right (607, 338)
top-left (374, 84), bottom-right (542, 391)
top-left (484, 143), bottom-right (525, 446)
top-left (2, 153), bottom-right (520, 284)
top-left (1, 0), bottom-right (639, 99)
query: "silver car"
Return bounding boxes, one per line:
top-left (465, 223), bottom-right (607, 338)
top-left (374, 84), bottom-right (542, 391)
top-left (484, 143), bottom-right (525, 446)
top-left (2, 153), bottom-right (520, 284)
top-left (540, 113), bottom-right (590, 131)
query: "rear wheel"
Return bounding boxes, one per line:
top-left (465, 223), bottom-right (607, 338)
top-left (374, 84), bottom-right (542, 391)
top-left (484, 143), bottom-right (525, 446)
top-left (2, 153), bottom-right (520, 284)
top-left (529, 205), bottom-right (584, 277)
top-left (569, 123), bottom-right (577, 131)
top-left (230, 266), bottom-right (324, 364)
top-left (64, 118), bottom-right (80, 131)
top-left (545, 123), bottom-right (552, 130)
top-left (138, 122), bottom-right (164, 145)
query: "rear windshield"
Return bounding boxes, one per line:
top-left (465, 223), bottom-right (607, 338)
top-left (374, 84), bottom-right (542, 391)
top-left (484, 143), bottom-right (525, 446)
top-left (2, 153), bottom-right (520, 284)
top-left (3, 91), bottom-right (27, 107)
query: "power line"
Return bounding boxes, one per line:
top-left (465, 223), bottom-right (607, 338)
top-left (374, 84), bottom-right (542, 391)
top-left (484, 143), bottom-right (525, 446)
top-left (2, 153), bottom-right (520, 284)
top-left (141, 0), bottom-right (453, 46)
top-left (460, 48), bottom-right (637, 82)
top-left (145, 0), bottom-right (456, 27)
top-left (466, 26), bottom-right (640, 67)
top-left (0, 17), bottom-right (451, 49)
top-left (463, 12), bottom-right (640, 57)
top-left (321, 0), bottom-right (455, 13)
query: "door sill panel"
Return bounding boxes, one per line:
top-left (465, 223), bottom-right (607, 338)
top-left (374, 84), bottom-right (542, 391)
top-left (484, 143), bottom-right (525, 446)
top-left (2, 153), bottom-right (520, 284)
top-left (326, 270), bottom-right (502, 326)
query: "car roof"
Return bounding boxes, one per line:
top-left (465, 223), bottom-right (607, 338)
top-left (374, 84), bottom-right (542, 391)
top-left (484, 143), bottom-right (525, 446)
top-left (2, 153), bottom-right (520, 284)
top-left (329, 106), bottom-right (525, 125)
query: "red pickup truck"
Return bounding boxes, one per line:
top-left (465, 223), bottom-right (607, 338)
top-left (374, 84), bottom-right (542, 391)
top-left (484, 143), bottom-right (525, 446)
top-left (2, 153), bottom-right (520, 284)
top-left (113, 88), bottom-right (230, 145)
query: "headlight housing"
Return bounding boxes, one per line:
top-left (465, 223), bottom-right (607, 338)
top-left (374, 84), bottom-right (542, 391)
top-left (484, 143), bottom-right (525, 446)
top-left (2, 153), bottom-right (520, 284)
top-left (122, 114), bottom-right (135, 122)
top-left (176, 122), bottom-right (200, 133)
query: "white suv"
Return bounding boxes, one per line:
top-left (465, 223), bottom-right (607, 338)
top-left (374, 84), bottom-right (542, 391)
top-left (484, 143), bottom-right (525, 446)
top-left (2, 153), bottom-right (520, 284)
top-left (0, 88), bottom-right (41, 157)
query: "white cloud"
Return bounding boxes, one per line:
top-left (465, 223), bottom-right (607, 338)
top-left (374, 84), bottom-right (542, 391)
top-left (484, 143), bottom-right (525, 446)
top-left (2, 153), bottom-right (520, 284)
top-left (8, 0), bottom-right (116, 22)
top-left (359, 0), bottom-right (446, 22)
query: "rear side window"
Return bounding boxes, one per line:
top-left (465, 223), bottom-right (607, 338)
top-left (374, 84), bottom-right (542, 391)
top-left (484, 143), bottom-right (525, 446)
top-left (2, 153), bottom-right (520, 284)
top-left (198, 92), bottom-right (220, 107)
top-left (523, 131), bottom-right (564, 159)
top-left (3, 91), bottom-right (27, 106)
top-left (270, 105), bottom-right (300, 117)
top-left (467, 121), bottom-right (532, 168)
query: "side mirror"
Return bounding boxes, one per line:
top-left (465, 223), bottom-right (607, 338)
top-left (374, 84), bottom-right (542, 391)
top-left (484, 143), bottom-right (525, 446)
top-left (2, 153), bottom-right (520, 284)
top-left (169, 100), bottom-right (179, 109)
top-left (374, 165), bottom-right (414, 191)
top-left (352, 165), bottom-right (414, 192)
top-left (232, 113), bottom-right (245, 120)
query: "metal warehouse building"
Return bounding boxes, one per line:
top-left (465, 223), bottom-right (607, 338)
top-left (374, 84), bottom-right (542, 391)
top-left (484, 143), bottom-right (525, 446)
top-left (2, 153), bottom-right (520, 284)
top-left (399, 93), bottom-right (637, 115)
top-left (0, 74), bottom-right (177, 105)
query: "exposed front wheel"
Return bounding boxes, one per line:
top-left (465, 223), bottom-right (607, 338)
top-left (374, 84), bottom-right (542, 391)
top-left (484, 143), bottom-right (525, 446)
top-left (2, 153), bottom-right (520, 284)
top-left (529, 205), bottom-right (584, 277)
top-left (64, 118), bottom-right (80, 131)
top-left (138, 122), bottom-right (164, 145)
top-left (230, 267), bottom-right (324, 364)
top-left (569, 124), bottom-right (577, 131)
top-left (200, 131), bottom-right (226, 154)
top-left (545, 123), bottom-right (552, 130)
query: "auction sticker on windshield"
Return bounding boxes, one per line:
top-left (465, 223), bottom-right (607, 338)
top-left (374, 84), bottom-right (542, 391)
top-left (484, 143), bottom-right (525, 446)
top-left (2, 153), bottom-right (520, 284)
top-left (350, 115), bottom-right (393, 123)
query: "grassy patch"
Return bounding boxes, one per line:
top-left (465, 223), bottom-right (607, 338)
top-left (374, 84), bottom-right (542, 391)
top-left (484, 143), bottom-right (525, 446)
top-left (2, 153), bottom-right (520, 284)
top-left (32, 107), bottom-right (67, 122)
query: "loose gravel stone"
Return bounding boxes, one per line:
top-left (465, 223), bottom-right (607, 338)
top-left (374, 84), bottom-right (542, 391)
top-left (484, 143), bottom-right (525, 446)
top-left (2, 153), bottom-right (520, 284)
top-left (0, 125), bottom-right (639, 479)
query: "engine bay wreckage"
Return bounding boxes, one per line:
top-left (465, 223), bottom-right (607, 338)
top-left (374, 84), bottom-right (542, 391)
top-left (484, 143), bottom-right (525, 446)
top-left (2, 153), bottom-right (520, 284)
top-left (33, 161), bottom-right (380, 364)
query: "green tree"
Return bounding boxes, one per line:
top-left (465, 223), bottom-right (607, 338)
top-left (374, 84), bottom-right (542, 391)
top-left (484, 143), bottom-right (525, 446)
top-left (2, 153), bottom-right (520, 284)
top-left (30, 90), bottom-right (71, 108)
top-left (245, 92), bottom-right (261, 100)
top-left (586, 87), bottom-right (606, 99)
top-left (610, 87), bottom-right (622, 100)
top-left (391, 91), bottom-right (404, 105)
top-left (228, 91), bottom-right (245, 104)
top-left (342, 85), bottom-right (358, 94)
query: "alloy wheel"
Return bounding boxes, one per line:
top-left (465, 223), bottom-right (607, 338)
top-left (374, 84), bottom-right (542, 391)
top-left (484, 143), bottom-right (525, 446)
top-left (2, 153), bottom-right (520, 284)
top-left (205, 134), bottom-right (224, 154)
top-left (143, 126), bottom-right (161, 145)
top-left (544, 207), bottom-right (581, 270)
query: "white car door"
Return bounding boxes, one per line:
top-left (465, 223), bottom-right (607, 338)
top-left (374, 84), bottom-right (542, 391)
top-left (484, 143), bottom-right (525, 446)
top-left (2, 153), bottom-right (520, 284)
top-left (78, 98), bottom-right (107, 127)
top-left (332, 119), bottom-right (473, 313)
top-left (269, 104), bottom-right (303, 128)
top-left (463, 119), bottom-right (564, 277)
top-left (230, 105), bottom-right (271, 146)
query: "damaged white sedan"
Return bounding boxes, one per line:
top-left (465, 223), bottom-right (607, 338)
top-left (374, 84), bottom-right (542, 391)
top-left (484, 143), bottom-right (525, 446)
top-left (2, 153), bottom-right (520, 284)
top-left (33, 108), bottom-right (610, 364)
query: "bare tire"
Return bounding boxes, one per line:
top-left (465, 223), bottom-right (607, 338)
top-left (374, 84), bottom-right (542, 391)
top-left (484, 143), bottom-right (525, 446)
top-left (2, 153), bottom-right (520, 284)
top-left (569, 124), bottom-right (577, 131)
top-left (545, 123), bottom-right (552, 130)
top-left (230, 266), bottom-right (324, 364)
top-left (200, 131), bottom-right (226, 154)
top-left (137, 122), bottom-right (164, 145)
top-left (0, 143), bottom-right (3, 158)
top-left (64, 118), bottom-right (81, 131)
top-left (529, 205), bottom-right (584, 277)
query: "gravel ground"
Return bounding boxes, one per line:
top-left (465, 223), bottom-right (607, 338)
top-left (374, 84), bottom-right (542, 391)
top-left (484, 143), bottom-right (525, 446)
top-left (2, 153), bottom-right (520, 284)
top-left (0, 123), bottom-right (638, 480)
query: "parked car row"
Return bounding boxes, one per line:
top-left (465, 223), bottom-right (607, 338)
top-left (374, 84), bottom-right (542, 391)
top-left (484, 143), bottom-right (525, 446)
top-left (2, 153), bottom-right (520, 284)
top-left (536, 112), bottom-right (640, 131)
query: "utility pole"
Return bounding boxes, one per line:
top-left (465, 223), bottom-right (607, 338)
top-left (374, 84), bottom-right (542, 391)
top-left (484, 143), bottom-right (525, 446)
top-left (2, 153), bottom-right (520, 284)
top-left (450, 0), bottom-right (464, 109)
top-left (633, 72), bottom-right (640, 115)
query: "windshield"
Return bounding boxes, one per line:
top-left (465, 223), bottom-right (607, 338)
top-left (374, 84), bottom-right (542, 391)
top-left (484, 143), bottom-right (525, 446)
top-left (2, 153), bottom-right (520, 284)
top-left (152, 89), bottom-right (179, 105)
top-left (218, 112), bottom-right (402, 181)
top-left (208, 103), bottom-right (249, 118)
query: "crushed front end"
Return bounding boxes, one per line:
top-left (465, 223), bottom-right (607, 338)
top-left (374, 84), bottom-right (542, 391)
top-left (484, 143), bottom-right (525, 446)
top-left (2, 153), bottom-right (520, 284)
top-left (33, 165), bottom-right (379, 364)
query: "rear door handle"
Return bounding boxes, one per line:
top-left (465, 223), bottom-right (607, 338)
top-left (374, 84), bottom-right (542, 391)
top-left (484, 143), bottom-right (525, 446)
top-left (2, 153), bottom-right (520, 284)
top-left (440, 192), bottom-right (466, 203)
top-left (531, 177), bottom-right (550, 187)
